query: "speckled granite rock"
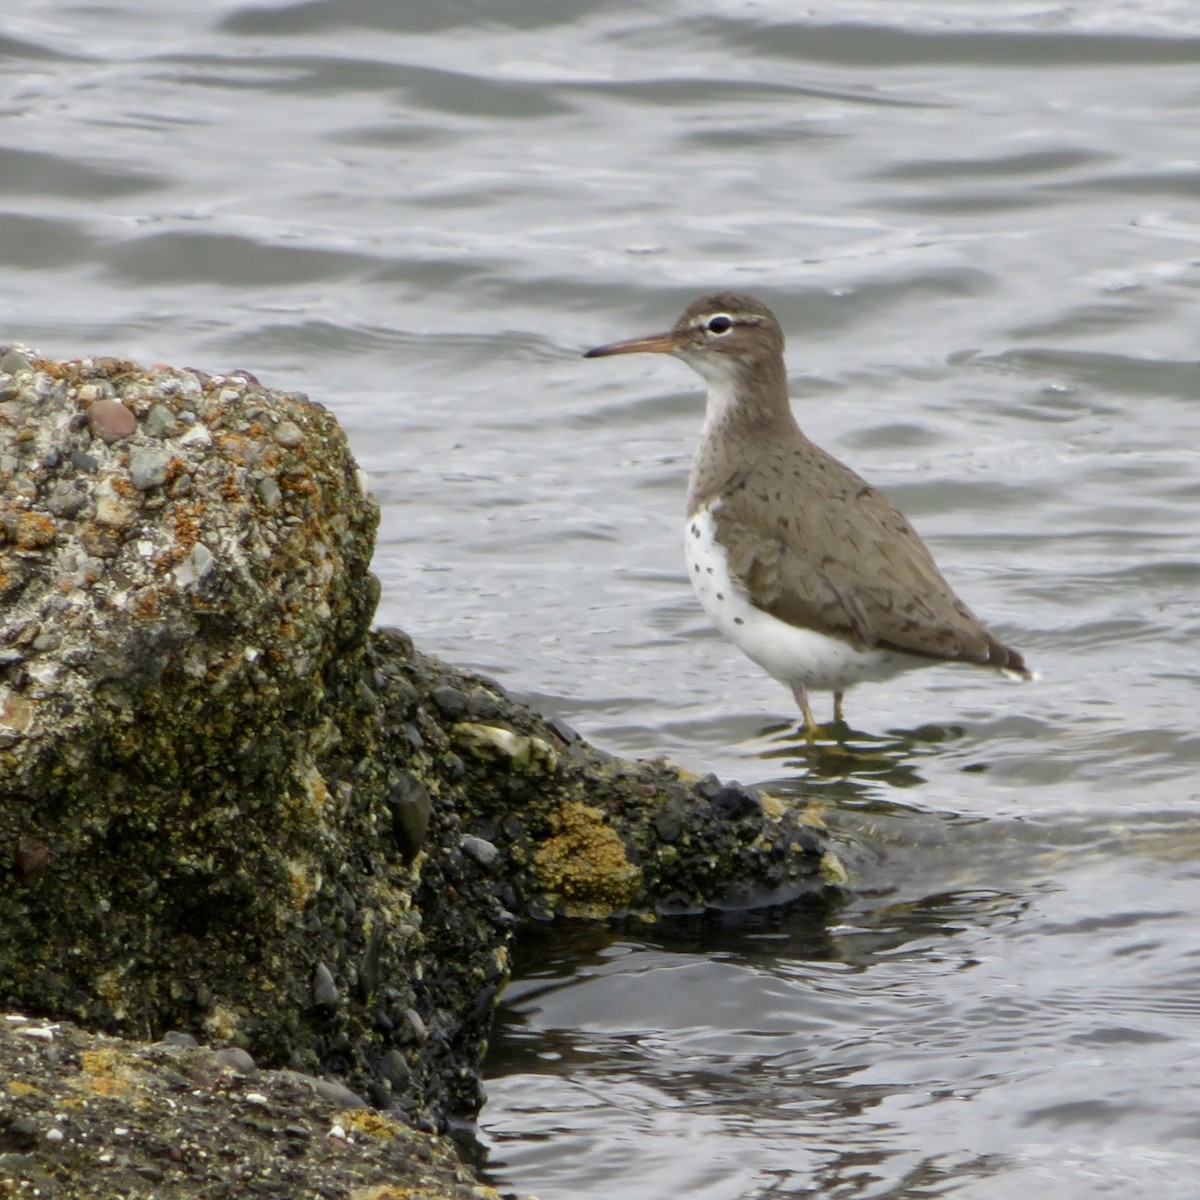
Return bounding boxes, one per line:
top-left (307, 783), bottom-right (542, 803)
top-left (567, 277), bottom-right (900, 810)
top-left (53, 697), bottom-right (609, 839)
top-left (0, 349), bottom-right (841, 1192)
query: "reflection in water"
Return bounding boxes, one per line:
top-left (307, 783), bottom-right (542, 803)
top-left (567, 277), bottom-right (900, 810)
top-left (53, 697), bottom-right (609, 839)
top-left (752, 715), bottom-right (978, 787)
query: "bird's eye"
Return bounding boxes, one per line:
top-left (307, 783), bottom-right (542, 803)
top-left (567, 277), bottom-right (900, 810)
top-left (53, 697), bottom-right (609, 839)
top-left (705, 315), bottom-right (733, 335)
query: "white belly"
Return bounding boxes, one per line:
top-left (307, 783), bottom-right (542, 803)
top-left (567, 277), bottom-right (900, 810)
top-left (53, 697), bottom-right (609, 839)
top-left (684, 506), bottom-right (926, 694)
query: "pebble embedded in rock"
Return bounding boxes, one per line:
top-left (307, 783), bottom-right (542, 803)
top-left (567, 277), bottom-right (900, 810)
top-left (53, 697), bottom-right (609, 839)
top-left (465, 687), bottom-right (499, 720)
top-left (214, 1046), bottom-right (258, 1074)
top-left (653, 805), bottom-right (683, 844)
top-left (386, 772), bottom-right (431, 863)
top-left (159, 1030), bottom-right (199, 1049)
top-left (379, 1048), bottom-right (410, 1089)
top-left (312, 961), bottom-right (340, 1010)
top-left (127, 446), bottom-right (174, 491)
top-left (460, 835), bottom-right (499, 869)
top-left (305, 1077), bottom-right (368, 1109)
top-left (431, 686), bottom-right (468, 718)
top-left (272, 420), bottom-right (304, 448)
top-left (0, 349), bottom-right (30, 375)
top-left (87, 399), bottom-right (137, 443)
top-left (45, 481), bottom-right (86, 518)
top-left (173, 542), bottom-right (215, 589)
top-left (257, 477), bottom-right (282, 509)
top-left (404, 1009), bottom-right (428, 1045)
top-left (93, 477), bottom-right (136, 530)
top-left (141, 405), bottom-right (179, 438)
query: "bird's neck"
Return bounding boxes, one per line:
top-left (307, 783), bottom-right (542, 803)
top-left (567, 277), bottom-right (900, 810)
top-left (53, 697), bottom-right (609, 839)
top-left (688, 357), bottom-right (797, 511)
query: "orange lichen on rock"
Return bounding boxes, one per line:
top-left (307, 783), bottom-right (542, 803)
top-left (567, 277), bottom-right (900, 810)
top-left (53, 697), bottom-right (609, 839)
top-left (13, 512), bottom-right (57, 550)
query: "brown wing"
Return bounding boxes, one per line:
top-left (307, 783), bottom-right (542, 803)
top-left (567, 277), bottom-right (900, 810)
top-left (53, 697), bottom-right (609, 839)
top-left (711, 441), bottom-right (1028, 674)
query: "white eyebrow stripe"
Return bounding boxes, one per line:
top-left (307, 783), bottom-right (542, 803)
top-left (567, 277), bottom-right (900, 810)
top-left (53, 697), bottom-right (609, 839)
top-left (688, 310), bottom-right (762, 328)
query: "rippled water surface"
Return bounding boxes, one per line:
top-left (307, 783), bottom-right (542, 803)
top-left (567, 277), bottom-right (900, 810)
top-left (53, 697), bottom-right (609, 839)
top-left (5, 2), bottom-right (1200, 1196)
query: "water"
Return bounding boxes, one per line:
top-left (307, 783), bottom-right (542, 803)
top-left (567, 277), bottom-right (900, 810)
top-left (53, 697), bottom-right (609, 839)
top-left (4, 2), bottom-right (1200, 1196)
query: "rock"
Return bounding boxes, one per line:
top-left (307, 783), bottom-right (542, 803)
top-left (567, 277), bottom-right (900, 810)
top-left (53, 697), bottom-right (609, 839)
top-left (431, 685), bottom-right (468, 718)
top-left (215, 1046), bottom-right (259, 1074)
top-left (127, 445), bottom-right (174, 490)
top-left (172, 541), bottom-right (215, 589)
top-left (0, 1016), bottom-right (492, 1199)
top-left (142, 403), bottom-right (179, 438)
top-left (272, 420), bottom-right (304, 448)
top-left (385, 771), bottom-right (432, 863)
top-left (0, 348), bottom-right (30, 375)
top-left (0, 351), bottom-right (840, 1191)
top-left (86, 398), bottom-right (137, 442)
top-left (93, 474), bottom-right (136, 528)
top-left (312, 962), bottom-right (340, 1010)
top-left (461, 834), bottom-right (499, 868)
top-left (257, 477), bottom-right (282, 509)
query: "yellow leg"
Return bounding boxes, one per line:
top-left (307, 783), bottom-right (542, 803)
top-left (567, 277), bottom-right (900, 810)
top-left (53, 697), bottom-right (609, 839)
top-left (791, 684), bottom-right (821, 743)
top-left (833, 691), bottom-right (845, 724)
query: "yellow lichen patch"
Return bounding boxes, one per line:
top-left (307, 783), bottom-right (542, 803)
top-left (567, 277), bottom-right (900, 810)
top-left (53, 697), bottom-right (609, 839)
top-left (531, 801), bottom-right (640, 914)
top-left (819, 849), bottom-right (850, 886)
top-left (353, 1190), bottom-right (471, 1200)
top-left (452, 723), bottom-right (558, 775)
top-left (341, 1108), bottom-right (407, 1141)
top-left (797, 801), bottom-right (827, 827)
top-left (351, 1187), bottom-right (502, 1200)
top-left (202, 1003), bottom-right (244, 1043)
top-left (7, 1079), bottom-right (44, 1098)
top-left (758, 791), bottom-right (785, 820)
top-left (93, 968), bottom-right (129, 1021)
top-left (285, 856), bottom-right (321, 911)
top-left (281, 764), bottom-right (330, 829)
top-left (0, 690), bottom-right (33, 735)
top-left (78, 1048), bottom-right (136, 1099)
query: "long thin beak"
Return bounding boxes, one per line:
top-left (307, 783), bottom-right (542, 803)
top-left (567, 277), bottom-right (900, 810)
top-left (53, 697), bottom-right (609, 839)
top-left (583, 329), bottom-right (684, 358)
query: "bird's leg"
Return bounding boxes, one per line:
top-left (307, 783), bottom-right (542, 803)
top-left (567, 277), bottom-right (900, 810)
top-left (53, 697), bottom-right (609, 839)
top-left (791, 684), bottom-right (821, 744)
top-left (833, 691), bottom-right (845, 724)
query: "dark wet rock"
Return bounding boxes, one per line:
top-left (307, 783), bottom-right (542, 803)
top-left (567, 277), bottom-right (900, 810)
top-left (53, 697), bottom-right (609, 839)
top-left (311, 963), bottom-right (340, 1011)
top-left (431, 684), bottom-right (469, 718)
top-left (159, 1030), bottom-right (199, 1049)
top-left (546, 713), bottom-right (580, 743)
top-left (461, 834), bottom-right (499, 868)
top-left (386, 770), bottom-right (432, 863)
top-left (214, 1045), bottom-right (258, 1074)
top-left (465, 685), bottom-right (500, 720)
top-left (303, 1075), bottom-right (368, 1109)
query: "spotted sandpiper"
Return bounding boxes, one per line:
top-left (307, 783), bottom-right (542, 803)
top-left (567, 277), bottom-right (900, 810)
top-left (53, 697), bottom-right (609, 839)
top-left (585, 291), bottom-right (1031, 737)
